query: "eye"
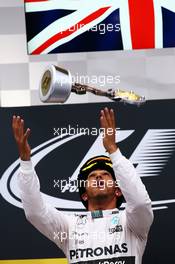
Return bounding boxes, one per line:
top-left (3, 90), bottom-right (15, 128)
top-left (103, 172), bottom-right (110, 176)
top-left (88, 173), bottom-right (95, 178)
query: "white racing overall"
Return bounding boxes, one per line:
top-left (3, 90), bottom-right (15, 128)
top-left (18, 149), bottom-right (154, 264)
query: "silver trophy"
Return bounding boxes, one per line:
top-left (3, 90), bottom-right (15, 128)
top-left (39, 65), bottom-right (145, 105)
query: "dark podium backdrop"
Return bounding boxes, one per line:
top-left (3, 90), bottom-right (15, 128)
top-left (0, 100), bottom-right (175, 263)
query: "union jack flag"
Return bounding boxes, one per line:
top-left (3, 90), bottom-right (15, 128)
top-left (24, 0), bottom-right (175, 54)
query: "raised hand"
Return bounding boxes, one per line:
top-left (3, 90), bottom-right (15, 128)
top-left (100, 107), bottom-right (118, 154)
top-left (12, 116), bottom-right (31, 161)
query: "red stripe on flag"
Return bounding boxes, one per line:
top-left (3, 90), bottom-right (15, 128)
top-left (25, 0), bottom-right (49, 3)
top-left (32, 7), bottom-right (110, 54)
top-left (128, 0), bottom-right (155, 49)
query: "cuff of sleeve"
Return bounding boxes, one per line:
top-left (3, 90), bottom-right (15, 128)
top-left (20, 159), bottom-right (34, 173)
top-left (109, 148), bottom-right (123, 165)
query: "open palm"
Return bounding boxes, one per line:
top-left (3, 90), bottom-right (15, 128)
top-left (12, 116), bottom-right (31, 161)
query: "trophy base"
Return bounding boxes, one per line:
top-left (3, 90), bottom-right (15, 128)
top-left (39, 65), bottom-right (72, 103)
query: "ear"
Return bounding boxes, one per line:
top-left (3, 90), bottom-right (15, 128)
top-left (115, 187), bottom-right (122, 198)
top-left (81, 192), bottom-right (88, 201)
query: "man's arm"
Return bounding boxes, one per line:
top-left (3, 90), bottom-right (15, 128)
top-left (18, 160), bottom-right (69, 251)
top-left (110, 149), bottom-right (153, 240)
top-left (12, 116), bottom-right (69, 253)
top-left (100, 108), bottom-right (154, 240)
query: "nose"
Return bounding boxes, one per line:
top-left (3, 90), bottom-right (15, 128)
top-left (95, 174), bottom-right (102, 180)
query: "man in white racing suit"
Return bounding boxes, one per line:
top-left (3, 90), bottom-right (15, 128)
top-left (12, 107), bottom-right (153, 264)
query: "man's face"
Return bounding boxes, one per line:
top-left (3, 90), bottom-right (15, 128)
top-left (83, 169), bottom-right (118, 200)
